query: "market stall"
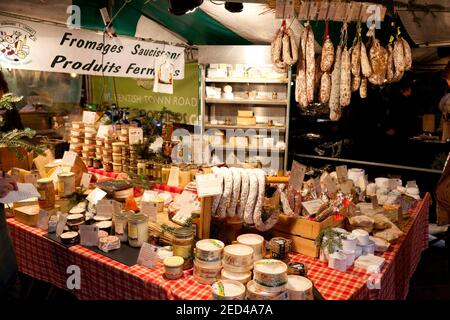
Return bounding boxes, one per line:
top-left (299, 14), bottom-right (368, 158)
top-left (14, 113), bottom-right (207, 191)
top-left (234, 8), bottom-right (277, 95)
top-left (0, 0), bottom-right (447, 301)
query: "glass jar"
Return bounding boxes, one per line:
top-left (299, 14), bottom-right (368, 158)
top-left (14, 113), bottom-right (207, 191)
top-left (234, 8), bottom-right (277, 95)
top-left (127, 214), bottom-right (148, 247)
top-left (114, 211), bottom-right (130, 242)
top-left (172, 227), bottom-right (194, 270)
top-left (137, 160), bottom-right (146, 175)
top-left (189, 165), bottom-right (199, 182)
top-left (93, 158), bottom-right (102, 169)
top-left (179, 166), bottom-right (191, 189)
top-left (87, 157), bottom-right (94, 168)
top-left (145, 161), bottom-right (154, 179)
top-left (104, 162), bottom-right (113, 172)
top-left (57, 172), bottom-right (75, 197)
top-left (164, 256), bottom-right (184, 280)
top-left (154, 163), bottom-right (162, 180)
top-left (37, 178), bottom-right (55, 209)
top-left (161, 165), bottom-right (171, 184)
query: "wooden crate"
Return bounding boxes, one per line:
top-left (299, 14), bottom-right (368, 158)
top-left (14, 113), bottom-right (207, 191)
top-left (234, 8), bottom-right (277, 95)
top-left (274, 214), bottom-right (342, 240)
top-left (271, 230), bottom-right (320, 258)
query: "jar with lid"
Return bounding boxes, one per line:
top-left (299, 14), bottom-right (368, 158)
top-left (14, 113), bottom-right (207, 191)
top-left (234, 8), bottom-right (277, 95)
top-left (87, 157), bottom-right (94, 168)
top-left (93, 158), bottom-right (102, 169)
top-left (153, 163), bottom-right (162, 180)
top-left (179, 166), bottom-right (191, 189)
top-left (161, 165), bottom-right (171, 184)
top-left (114, 211), bottom-right (130, 242)
top-left (57, 172), bottom-right (76, 197)
top-left (164, 256), bottom-right (184, 280)
top-left (172, 227), bottom-right (194, 270)
top-left (127, 214), bottom-right (148, 247)
top-left (104, 162), bottom-right (113, 172)
top-left (145, 161), bottom-right (154, 179)
top-left (189, 165), bottom-right (199, 181)
top-left (137, 160), bottom-right (146, 175)
top-left (37, 178), bottom-right (55, 209)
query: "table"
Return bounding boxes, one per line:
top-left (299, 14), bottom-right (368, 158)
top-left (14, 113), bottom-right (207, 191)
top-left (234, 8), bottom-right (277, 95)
top-left (7, 194), bottom-right (430, 300)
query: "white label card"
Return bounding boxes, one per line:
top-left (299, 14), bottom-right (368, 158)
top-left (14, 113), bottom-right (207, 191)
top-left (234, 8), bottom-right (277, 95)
top-left (96, 199), bottom-right (121, 218)
top-left (302, 199), bottom-right (325, 215)
top-left (79, 225), bottom-right (99, 246)
top-left (62, 151), bottom-right (78, 166)
top-left (80, 173), bottom-right (92, 189)
top-left (82, 111), bottom-right (97, 125)
top-left (141, 201), bottom-right (157, 223)
top-left (195, 173), bottom-right (222, 197)
top-left (96, 124), bottom-right (112, 139)
top-left (37, 209), bottom-right (49, 230)
top-left (289, 160), bottom-right (306, 192)
top-left (86, 188), bottom-right (107, 205)
top-left (56, 213), bottom-right (68, 237)
top-left (336, 166), bottom-right (348, 184)
top-left (0, 183), bottom-right (40, 204)
top-left (129, 127), bottom-right (144, 145)
top-left (137, 242), bottom-right (159, 269)
top-left (167, 166), bottom-right (180, 187)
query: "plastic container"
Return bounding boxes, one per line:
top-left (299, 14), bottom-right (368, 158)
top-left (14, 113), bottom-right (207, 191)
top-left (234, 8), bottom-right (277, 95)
top-left (253, 259), bottom-right (288, 293)
top-left (193, 259), bottom-right (222, 284)
top-left (127, 214), bottom-right (148, 247)
top-left (164, 256), bottom-right (184, 280)
top-left (211, 280), bottom-right (246, 300)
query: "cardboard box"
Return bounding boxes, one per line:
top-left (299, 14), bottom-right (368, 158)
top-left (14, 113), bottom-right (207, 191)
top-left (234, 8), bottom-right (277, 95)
top-left (271, 230), bottom-right (320, 258)
top-left (274, 214), bottom-right (342, 240)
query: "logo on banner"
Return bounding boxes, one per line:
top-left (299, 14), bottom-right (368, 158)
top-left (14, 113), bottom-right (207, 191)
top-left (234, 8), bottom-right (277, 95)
top-left (0, 20), bottom-right (36, 64)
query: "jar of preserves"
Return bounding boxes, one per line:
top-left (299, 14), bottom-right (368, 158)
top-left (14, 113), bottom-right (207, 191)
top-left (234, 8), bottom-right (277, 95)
top-left (154, 163), bottom-right (162, 180)
top-left (145, 161), bottom-right (154, 179)
top-left (113, 211), bottom-right (130, 242)
top-left (161, 165), bottom-right (171, 184)
top-left (172, 227), bottom-right (194, 270)
top-left (93, 158), bottom-right (102, 169)
top-left (127, 214), bottom-right (148, 247)
top-left (37, 178), bottom-right (55, 209)
top-left (104, 162), bottom-right (113, 172)
top-left (179, 166), bottom-right (191, 189)
top-left (57, 172), bottom-right (76, 197)
top-left (137, 160), bottom-right (146, 175)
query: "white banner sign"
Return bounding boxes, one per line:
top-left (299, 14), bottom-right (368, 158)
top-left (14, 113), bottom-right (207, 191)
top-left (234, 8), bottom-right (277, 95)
top-left (0, 15), bottom-right (185, 79)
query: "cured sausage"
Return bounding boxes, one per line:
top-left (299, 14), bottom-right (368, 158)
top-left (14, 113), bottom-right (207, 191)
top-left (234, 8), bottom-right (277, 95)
top-left (254, 169), bottom-right (279, 232)
top-left (386, 44), bottom-right (395, 83)
top-left (402, 37), bottom-right (412, 70)
top-left (320, 72), bottom-right (331, 104)
top-left (340, 47), bottom-right (351, 107)
top-left (227, 167), bottom-right (241, 217)
top-left (306, 26), bottom-right (316, 104)
top-left (352, 73), bottom-right (361, 92)
top-left (216, 167), bottom-right (232, 219)
top-left (329, 45), bottom-right (342, 121)
top-left (321, 38), bottom-right (334, 73)
top-left (287, 28), bottom-right (298, 65)
top-left (368, 38), bottom-right (388, 86)
top-left (360, 77), bottom-right (368, 99)
top-left (211, 167), bottom-right (223, 217)
top-left (244, 169), bottom-right (258, 225)
top-left (237, 168), bottom-right (249, 220)
top-left (360, 42), bottom-right (372, 78)
top-left (351, 41), bottom-right (361, 76)
top-left (393, 38), bottom-right (405, 74)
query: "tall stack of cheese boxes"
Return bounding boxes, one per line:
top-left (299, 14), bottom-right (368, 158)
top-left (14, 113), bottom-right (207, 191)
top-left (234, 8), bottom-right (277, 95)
top-left (236, 110), bottom-right (256, 126)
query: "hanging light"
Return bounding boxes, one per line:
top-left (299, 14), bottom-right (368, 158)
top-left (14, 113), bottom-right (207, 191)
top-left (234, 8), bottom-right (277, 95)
top-left (169, 0), bottom-right (203, 15)
top-left (225, 2), bottom-right (243, 13)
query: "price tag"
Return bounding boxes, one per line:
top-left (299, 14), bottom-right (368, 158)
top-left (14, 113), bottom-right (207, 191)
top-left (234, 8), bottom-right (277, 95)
top-left (323, 174), bottom-right (338, 195)
top-left (24, 173), bottom-right (39, 187)
top-left (96, 124), bottom-right (112, 139)
top-left (86, 187), bottom-right (107, 205)
top-left (141, 201), bottom-right (157, 223)
top-left (336, 165), bottom-right (348, 184)
top-left (406, 180), bottom-right (417, 188)
top-left (137, 242), bottom-right (159, 269)
top-left (96, 199), bottom-right (121, 218)
top-left (167, 166), bottom-right (180, 187)
top-left (62, 151), bottom-right (78, 166)
top-left (80, 173), bottom-right (93, 189)
top-left (302, 199), bottom-right (325, 216)
top-left (79, 225), bottom-right (99, 246)
top-left (129, 127), bottom-right (144, 145)
top-left (289, 160), bottom-right (306, 192)
top-left (82, 111), bottom-right (97, 125)
top-left (195, 173), bottom-right (223, 197)
top-left (56, 213), bottom-right (68, 237)
top-left (340, 180), bottom-right (353, 194)
top-left (36, 209), bottom-right (49, 230)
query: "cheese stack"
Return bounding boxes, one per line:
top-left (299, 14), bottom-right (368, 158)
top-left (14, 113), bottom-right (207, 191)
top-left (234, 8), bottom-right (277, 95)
top-left (220, 244), bottom-right (254, 285)
top-left (69, 121), bottom-right (84, 156)
top-left (193, 239), bottom-right (224, 285)
top-left (81, 124), bottom-right (96, 166)
top-left (236, 110), bottom-right (256, 126)
top-left (252, 259), bottom-right (288, 294)
top-left (102, 135), bottom-right (114, 166)
top-left (119, 124), bottom-right (130, 144)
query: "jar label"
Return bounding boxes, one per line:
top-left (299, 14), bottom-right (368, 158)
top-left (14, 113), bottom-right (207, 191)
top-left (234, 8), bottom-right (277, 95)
top-left (58, 181), bottom-right (65, 194)
top-left (128, 224), bottom-right (138, 240)
top-left (39, 190), bottom-right (46, 199)
top-left (115, 222), bottom-right (124, 235)
top-left (173, 244), bottom-right (192, 259)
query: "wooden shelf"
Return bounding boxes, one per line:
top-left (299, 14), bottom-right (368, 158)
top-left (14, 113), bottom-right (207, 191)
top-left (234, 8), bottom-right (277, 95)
top-left (205, 78), bottom-right (288, 84)
top-left (205, 98), bottom-right (287, 106)
top-left (211, 145), bottom-right (286, 153)
top-left (205, 123), bottom-right (286, 132)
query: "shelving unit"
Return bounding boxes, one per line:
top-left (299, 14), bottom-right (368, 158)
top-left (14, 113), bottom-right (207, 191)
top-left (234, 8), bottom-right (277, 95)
top-left (198, 45), bottom-right (291, 172)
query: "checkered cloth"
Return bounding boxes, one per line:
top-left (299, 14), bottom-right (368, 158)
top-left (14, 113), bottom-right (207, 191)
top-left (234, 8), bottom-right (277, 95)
top-left (7, 194), bottom-right (430, 300)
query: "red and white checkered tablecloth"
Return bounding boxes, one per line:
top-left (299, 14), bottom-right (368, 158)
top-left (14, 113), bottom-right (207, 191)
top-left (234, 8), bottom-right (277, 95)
top-left (7, 194), bottom-right (430, 300)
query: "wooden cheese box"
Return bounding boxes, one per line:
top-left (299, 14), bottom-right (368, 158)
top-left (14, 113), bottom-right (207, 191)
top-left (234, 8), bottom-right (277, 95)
top-left (274, 214), bottom-right (342, 240)
top-left (271, 230), bottom-right (320, 258)
top-left (14, 205), bottom-right (40, 226)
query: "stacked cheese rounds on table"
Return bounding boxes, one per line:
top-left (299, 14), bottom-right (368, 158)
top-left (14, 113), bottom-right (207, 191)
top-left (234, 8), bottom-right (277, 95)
top-left (248, 259), bottom-right (288, 299)
top-left (193, 239), bottom-right (224, 285)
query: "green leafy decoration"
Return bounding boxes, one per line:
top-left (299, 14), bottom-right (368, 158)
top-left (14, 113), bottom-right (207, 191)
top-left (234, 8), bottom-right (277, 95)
top-left (0, 93), bottom-right (23, 110)
top-left (315, 228), bottom-right (344, 254)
